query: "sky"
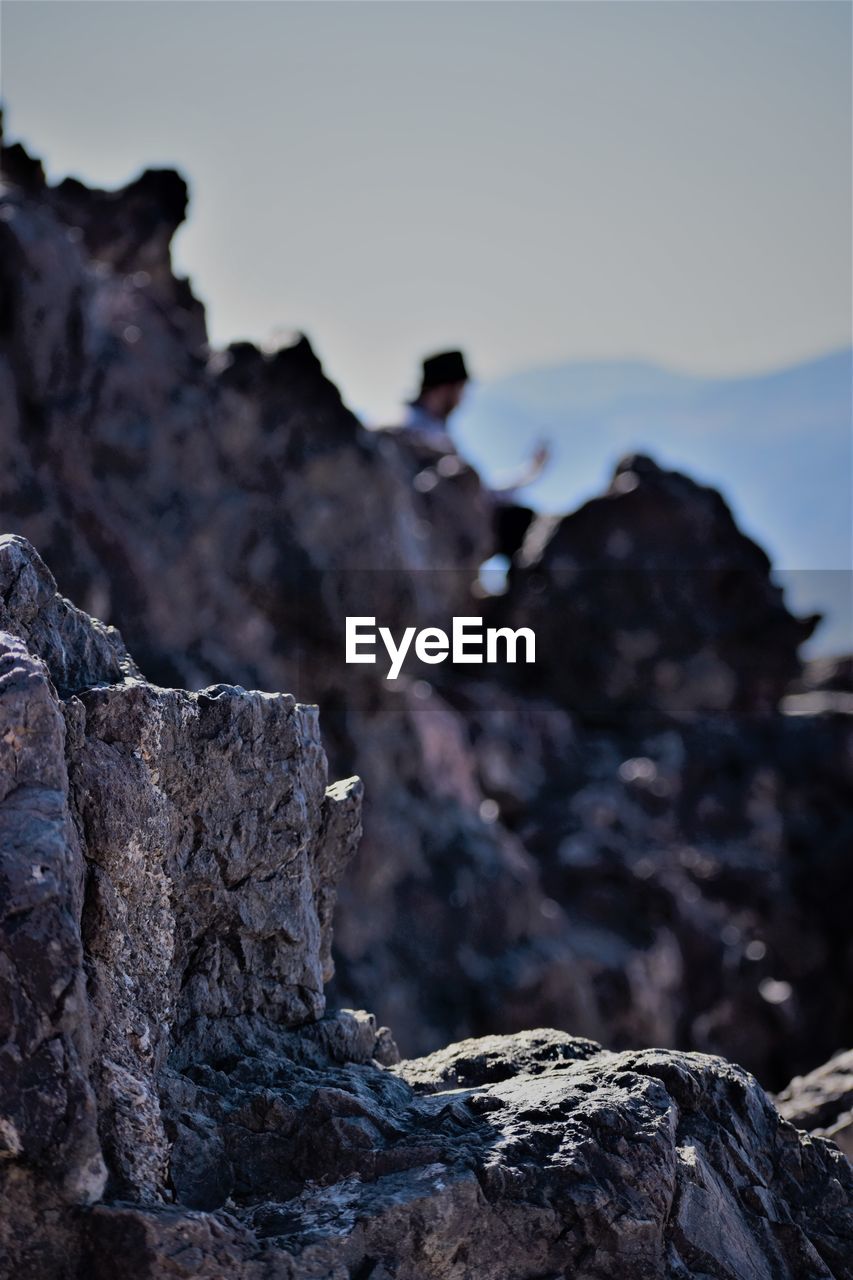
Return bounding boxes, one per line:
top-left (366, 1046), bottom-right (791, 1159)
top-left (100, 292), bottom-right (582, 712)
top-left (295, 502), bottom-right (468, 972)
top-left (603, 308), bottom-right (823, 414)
top-left (2, 1), bottom-right (851, 422)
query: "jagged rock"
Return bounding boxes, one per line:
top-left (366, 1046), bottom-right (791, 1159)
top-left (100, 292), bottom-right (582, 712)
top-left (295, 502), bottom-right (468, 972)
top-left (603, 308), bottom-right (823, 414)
top-left (0, 533), bottom-right (138, 695)
top-left (0, 131), bottom-right (491, 693)
top-left (2, 122), bottom-right (594, 1069)
top-left (82, 1041), bottom-right (853, 1279)
top-left (0, 629), bottom-right (107, 1245)
top-left (776, 1051), bottom-right (853, 1160)
top-left (0, 134), bottom-right (558, 1065)
top-left (498, 453), bottom-right (818, 723)
top-left (1, 134), bottom-right (851, 1092)
top-left (1, 538), bottom-right (852, 1279)
top-left (0, 537), bottom-right (361, 1271)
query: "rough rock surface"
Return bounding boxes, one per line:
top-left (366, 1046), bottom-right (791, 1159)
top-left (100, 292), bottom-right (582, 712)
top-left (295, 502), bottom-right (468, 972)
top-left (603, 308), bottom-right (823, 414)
top-left (1, 538), bottom-right (851, 1279)
top-left (82, 1043), bottom-right (853, 1280)
top-left (0, 536), bottom-right (361, 1271)
top-left (1, 129), bottom-right (851, 1088)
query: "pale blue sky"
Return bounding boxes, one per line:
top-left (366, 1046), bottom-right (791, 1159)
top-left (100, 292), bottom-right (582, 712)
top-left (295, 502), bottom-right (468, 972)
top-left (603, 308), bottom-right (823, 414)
top-left (2, 1), bottom-right (851, 420)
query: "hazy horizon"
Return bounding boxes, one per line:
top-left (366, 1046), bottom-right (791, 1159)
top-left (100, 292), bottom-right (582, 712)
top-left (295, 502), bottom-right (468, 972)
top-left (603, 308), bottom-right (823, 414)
top-left (2, 0), bottom-right (850, 422)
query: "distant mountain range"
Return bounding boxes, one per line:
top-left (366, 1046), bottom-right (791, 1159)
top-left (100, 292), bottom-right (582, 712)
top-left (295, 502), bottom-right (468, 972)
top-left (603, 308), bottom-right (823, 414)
top-left (455, 349), bottom-right (852, 657)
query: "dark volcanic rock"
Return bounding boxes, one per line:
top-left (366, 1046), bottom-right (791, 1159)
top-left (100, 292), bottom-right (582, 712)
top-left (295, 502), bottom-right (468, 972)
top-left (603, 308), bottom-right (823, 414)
top-left (1, 537), bottom-right (851, 1278)
top-left (82, 1043), bottom-right (853, 1280)
top-left (0, 627), bottom-right (106, 1270)
top-left (0, 131), bottom-right (599, 1067)
top-left (498, 453), bottom-right (819, 724)
top-left (0, 537), bottom-right (362, 1270)
top-left (1, 132), bottom-right (850, 1092)
top-left (0, 533), bottom-right (138, 695)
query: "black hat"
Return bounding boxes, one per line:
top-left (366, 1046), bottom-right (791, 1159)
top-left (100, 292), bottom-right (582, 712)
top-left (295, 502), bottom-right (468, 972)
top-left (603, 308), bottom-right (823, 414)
top-left (421, 350), bottom-right (469, 388)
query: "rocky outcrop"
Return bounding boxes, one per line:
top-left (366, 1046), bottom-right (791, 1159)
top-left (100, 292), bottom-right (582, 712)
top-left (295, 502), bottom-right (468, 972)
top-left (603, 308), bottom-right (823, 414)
top-left (0, 536), bottom-right (361, 1271)
top-left (497, 452), bottom-right (819, 723)
top-left (1, 537), bottom-right (851, 1279)
top-left (82, 1042), bottom-right (853, 1280)
top-left (1, 130), bottom-right (850, 1091)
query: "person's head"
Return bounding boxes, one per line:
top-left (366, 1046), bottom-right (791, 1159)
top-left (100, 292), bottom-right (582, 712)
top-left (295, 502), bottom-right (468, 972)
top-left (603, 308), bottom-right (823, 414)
top-left (415, 349), bottom-right (470, 422)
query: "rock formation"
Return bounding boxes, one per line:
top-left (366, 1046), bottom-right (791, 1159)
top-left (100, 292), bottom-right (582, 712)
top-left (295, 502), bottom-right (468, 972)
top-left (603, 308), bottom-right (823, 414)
top-left (0, 127), bottom-right (851, 1098)
top-left (1, 535), bottom-right (851, 1279)
top-left (496, 452), bottom-right (819, 722)
top-left (0, 533), bottom-right (361, 1260)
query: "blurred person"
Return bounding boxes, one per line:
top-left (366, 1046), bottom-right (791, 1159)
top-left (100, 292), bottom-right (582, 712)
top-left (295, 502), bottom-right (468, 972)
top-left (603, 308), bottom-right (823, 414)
top-left (381, 348), bottom-right (551, 562)
top-left (401, 349), bottom-right (470, 439)
top-left (394, 348), bottom-right (551, 483)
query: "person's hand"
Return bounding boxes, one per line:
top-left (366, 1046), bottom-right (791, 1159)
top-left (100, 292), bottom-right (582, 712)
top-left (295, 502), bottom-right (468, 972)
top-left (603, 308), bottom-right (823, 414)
top-left (529, 440), bottom-right (551, 478)
top-left (492, 439), bottom-right (553, 494)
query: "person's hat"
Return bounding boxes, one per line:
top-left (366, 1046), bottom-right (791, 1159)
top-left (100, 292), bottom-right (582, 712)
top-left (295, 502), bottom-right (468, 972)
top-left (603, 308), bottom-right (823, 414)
top-left (421, 350), bottom-right (469, 388)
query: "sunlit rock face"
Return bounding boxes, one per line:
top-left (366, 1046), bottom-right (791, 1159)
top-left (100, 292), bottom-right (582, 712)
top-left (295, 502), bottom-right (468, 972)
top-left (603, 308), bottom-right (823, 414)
top-left (1, 130), bottom-right (851, 1092)
top-left (0, 536), bottom-right (361, 1268)
top-left (83, 1043), bottom-right (853, 1280)
top-left (1, 538), bottom-right (851, 1280)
